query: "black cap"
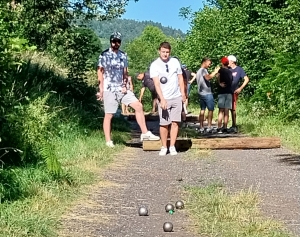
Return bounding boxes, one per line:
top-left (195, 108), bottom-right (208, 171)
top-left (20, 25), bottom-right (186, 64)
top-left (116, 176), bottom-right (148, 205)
top-left (110, 32), bottom-right (122, 41)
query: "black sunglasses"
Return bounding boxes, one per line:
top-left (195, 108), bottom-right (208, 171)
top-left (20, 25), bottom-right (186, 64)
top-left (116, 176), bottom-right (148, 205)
top-left (165, 64), bottom-right (169, 73)
top-left (111, 39), bottom-right (121, 44)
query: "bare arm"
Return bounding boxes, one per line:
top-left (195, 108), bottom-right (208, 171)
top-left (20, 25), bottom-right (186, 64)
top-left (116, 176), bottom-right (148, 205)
top-left (139, 87), bottom-right (145, 101)
top-left (129, 76), bottom-right (133, 91)
top-left (97, 66), bottom-right (104, 92)
top-left (153, 77), bottom-right (164, 102)
top-left (204, 66), bottom-right (220, 80)
top-left (189, 72), bottom-right (197, 84)
top-left (235, 75), bottom-right (250, 93)
top-left (122, 68), bottom-right (128, 87)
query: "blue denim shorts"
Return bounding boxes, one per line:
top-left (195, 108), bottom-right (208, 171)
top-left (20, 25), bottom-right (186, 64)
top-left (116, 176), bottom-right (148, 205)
top-left (199, 94), bottom-right (215, 111)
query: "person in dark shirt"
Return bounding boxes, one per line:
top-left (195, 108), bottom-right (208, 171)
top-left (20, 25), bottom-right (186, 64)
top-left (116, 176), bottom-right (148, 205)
top-left (227, 55), bottom-right (250, 133)
top-left (217, 57), bottom-right (233, 133)
top-left (137, 71), bottom-right (158, 114)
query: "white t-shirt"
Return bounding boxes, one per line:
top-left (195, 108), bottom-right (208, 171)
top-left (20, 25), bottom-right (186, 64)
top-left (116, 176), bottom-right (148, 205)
top-left (149, 57), bottom-right (182, 100)
top-left (98, 48), bottom-right (128, 92)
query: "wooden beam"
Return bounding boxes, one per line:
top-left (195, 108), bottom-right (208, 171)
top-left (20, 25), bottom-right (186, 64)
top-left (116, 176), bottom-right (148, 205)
top-left (142, 137), bottom-right (281, 151)
top-left (127, 114), bottom-right (200, 122)
top-left (142, 138), bottom-right (192, 151)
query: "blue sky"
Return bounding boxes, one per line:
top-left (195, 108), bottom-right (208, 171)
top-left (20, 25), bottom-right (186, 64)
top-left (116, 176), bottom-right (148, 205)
top-left (122, 0), bottom-right (203, 33)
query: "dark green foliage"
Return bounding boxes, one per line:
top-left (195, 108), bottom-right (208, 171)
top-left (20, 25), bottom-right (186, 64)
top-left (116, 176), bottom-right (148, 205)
top-left (0, 55), bottom-right (102, 171)
top-left (86, 18), bottom-right (185, 49)
top-left (124, 26), bottom-right (179, 73)
top-left (47, 27), bottom-right (102, 79)
top-left (251, 53), bottom-right (300, 120)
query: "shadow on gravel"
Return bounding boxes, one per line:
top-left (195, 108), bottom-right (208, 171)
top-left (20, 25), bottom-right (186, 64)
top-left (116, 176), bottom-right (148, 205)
top-left (276, 154), bottom-right (300, 169)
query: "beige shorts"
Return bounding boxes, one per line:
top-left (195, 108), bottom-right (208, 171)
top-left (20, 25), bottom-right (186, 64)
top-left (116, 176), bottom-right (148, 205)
top-left (158, 96), bottom-right (182, 126)
top-left (103, 90), bottom-right (138, 114)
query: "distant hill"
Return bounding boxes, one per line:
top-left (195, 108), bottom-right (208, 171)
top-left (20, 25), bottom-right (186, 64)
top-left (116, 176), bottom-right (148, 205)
top-left (86, 18), bottom-right (185, 49)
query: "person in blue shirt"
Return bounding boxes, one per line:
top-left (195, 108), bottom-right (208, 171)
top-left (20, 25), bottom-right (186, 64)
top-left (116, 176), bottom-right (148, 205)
top-left (227, 55), bottom-right (250, 133)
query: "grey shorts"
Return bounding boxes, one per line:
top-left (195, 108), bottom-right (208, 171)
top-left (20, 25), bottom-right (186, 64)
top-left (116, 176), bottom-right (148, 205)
top-left (103, 90), bottom-right (138, 114)
top-left (218, 93), bottom-right (232, 109)
top-left (158, 96), bottom-right (182, 126)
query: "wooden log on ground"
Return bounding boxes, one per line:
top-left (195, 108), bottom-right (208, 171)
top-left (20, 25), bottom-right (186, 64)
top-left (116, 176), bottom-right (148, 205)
top-left (142, 138), bottom-right (192, 151)
top-left (127, 114), bottom-right (200, 122)
top-left (142, 137), bottom-right (281, 151)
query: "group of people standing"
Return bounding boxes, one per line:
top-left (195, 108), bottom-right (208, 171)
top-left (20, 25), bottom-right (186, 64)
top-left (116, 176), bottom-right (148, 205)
top-left (197, 56), bottom-right (249, 134)
top-left (97, 32), bottom-right (249, 156)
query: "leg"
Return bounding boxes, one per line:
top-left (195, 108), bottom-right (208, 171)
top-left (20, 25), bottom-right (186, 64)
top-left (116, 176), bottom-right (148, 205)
top-left (160, 125), bottom-right (169, 148)
top-left (224, 108), bottom-right (229, 128)
top-left (207, 110), bottom-right (213, 127)
top-left (129, 100), bottom-right (148, 134)
top-left (231, 109), bottom-right (237, 127)
top-left (103, 113), bottom-right (114, 142)
top-left (199, 110), bottom-right (205, 128)
top-left (231, 93), bottom-right (238, 127)
top-left (199, 96), bottom-right (206, 129)
top-left (207, 94), bottom-right (215, 128)
top-left (151, 98), bottom-right (157, 113)
top-left (218, 108), bottom-right (224, 128)
top-left (102, 91), bottom-right (119, 145)
top-left (121, 103), bottom-right (126, 114)
top-left (169, 122), bottom-right (179, 147)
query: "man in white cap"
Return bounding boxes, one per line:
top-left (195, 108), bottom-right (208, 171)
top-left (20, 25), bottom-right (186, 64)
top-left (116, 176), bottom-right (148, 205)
top-left (227, 55), bottom-right (249, 133)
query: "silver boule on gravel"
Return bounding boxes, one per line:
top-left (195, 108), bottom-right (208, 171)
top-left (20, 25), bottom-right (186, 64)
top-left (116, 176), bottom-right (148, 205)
top-left (138, 207), bottom-right (148, 216)
top-left (175, 200), bottom-right (184, 209)
top-left (165, 203), bottom-right (175, 212)
top-left (163, 222), bottom-right (173, 232)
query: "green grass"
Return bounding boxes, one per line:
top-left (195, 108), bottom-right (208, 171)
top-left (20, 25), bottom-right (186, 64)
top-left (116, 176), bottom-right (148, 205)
top-left (186, 184), bottom-right (293, 237)
top-left (0, 128), bottom-right (129, 237)
top-left (237, 101), bottom-right (300, 152)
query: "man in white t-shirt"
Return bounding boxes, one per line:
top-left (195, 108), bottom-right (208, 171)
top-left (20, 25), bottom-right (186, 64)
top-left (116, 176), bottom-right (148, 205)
top-left (97, 32), bottom-right (159, 147)
top-left (150, 42), bottom-right (186, 156)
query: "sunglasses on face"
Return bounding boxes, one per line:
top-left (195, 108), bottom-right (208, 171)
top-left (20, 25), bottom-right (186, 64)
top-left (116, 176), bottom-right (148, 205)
top-left (111, 39), bottom-right (121, 44)
top-left (165, 64), bottom-right (169, 73)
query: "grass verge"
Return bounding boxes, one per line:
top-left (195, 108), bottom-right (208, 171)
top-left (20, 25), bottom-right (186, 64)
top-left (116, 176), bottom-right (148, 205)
top-left (237, 101), bottom-right (300, 152)
top-left (0, 128), bottom-right (130, 237)
top-left (186, 184), bottom-right (293, 237)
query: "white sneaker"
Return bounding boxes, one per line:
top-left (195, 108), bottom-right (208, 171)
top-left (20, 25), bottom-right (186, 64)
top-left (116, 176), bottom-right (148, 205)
top-left (169, 146), bottom-right (178, 156)
top-left (159, 146), bottom-right (168, 156)
top-left (140, 131), bottom-right (160, 141)
top-left (106, 141), bottom-right (115, 148)
top-left (206, 127), bottom-right (213, 133)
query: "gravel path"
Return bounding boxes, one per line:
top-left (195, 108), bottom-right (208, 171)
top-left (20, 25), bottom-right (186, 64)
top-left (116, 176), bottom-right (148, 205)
top-left (59, 119), bottom-right (300, 237)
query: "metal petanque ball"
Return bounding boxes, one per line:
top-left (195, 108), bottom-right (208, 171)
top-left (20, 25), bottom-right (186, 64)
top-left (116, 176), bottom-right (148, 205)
top-left (163, 222), bottom-right (173, 232)
top-left (160, 76), bottom-right (168, 84)
top-left (175, 200), bottom-right (184, 209)
top-left (138, 207), bottom-right (148, 216)
top-left (165, 203), bottom-right (175, 213)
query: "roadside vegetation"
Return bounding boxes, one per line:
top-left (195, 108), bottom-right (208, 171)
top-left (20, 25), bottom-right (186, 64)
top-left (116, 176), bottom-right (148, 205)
top-left (186, 184), bottom-right (292, 237)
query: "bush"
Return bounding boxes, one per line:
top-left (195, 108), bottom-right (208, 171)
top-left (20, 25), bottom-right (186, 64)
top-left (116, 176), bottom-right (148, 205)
top-left (251, 52), bottom-right (300, 120)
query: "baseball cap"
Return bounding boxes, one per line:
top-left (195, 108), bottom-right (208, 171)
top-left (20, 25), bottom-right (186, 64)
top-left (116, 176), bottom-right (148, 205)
top-left (221, 57), bottom-right (229, 65)
top-left (227, 55), bottom-right (237, 62)
top-left (182, 64), bottom-right (187, 69)
top-left (110, 32), bottom-right (122, 41)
